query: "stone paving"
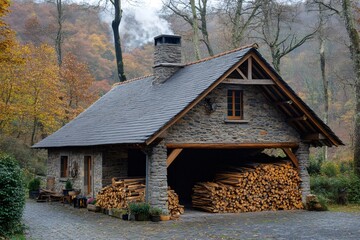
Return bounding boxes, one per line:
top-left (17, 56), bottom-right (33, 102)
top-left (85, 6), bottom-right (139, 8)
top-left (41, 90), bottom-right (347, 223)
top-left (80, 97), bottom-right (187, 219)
top-left (23, 200), bottom-right (360, 240)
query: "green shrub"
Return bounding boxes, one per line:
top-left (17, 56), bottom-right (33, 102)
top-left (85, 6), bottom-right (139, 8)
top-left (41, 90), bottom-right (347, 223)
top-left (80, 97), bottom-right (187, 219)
top-left (320, 161), bottom-right (340, 177)
top-left (28, 177), bottom-right (41, 191)
top-left (129, 202), bottom-right (150, 215)
top-left (65, 179), bottom-right (73, 190)
top-left (339, 160), bottom-right (353, 173)
top-left (311, 173), bottom-right (360, 204)
top-left (149, 207), bottom-right (163, 216)
top-left (307, 157), bottom-right (322, 175)
top-left (317, 195), bottom-right (329, 211)
top-left (0, 153), bottom-right (25, 237)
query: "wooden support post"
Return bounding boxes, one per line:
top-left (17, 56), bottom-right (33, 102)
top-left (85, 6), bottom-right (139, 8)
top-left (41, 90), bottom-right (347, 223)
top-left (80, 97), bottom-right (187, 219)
top-left (248, 57), bottom-right (252, 80)
top-left (282, 148), bottom-right (299, 169)
top-left (167, 148), bottom-right (183, 167)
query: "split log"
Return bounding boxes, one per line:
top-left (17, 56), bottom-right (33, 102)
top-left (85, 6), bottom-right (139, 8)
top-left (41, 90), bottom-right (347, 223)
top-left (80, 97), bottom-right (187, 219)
top-left (96, 177), bottom-right (145, 209)
top-left (167, 188), bottom-right (184, 216)
top-left (192, 161), bottom-right (303, 213)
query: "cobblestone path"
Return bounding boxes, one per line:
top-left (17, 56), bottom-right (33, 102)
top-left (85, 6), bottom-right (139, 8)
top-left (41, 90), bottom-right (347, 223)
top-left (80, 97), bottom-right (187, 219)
top-left (23, 200), bottom-right (360, 240)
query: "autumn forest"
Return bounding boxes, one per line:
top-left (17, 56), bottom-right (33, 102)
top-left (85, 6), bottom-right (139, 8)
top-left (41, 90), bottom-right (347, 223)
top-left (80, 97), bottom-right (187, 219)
top-left (0, 0), bottom-right (359, 175)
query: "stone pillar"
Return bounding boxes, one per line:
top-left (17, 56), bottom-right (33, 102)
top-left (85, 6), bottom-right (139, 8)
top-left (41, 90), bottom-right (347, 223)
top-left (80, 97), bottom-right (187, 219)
top-left (145, 141), bottom-right (168, 213)
top-left (296, 142), bottom-right (310, 202)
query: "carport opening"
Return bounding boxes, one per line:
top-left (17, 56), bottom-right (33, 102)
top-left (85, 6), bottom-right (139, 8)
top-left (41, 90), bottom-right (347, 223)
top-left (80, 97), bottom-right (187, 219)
top-left (167, 148), bottom-right (290, 207)
top-left (128, 149), bottom-right (146, 177)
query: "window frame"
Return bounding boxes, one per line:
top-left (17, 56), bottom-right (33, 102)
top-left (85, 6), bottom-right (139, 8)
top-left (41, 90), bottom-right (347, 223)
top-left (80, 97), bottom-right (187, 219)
top-left (227, 89), bottom-right (244, 120)
top-left (60, 156), bottom-right (68, 178)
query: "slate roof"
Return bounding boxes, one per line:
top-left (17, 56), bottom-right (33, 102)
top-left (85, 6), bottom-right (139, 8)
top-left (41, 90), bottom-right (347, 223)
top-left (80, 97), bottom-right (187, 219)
top-left (33, 46), bottom-right (343, 148)
top-left (33, 47), bottom-right (253, 148)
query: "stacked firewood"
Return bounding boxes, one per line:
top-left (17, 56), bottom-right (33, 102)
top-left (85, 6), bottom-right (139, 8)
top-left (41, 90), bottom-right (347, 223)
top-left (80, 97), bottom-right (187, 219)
top-left (192, 161), bottom-right (303, 213)
top-left (167, 188), bottom-right (184, 217)
top-left (96, 177), bottom-right (145, 209)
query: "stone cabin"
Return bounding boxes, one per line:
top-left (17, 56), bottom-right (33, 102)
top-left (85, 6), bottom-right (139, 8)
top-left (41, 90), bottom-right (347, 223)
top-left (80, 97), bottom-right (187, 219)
top-left (33, 34), bottom-right (343, 212)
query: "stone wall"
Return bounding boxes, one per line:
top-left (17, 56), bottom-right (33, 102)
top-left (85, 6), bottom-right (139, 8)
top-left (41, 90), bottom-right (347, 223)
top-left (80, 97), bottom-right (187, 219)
top-left (146, 83), bottom-right (309, 209)
top-left (102, 147), bottom-right (128, 186)
top-left (47, 148), bottom-right (102, 197)
top-left (165, 84), bottom-right (300, 143)
top-left (296, 142), bottom-right (310, 202)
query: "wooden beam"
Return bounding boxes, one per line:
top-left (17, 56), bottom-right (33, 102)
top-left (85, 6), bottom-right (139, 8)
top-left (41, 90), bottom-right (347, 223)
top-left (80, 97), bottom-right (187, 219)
top-left (167, 142), bottom-right (299, 149)
top-left (287, 115), bottom-right (307, 122)
top-left (302, 133), bottom-right (326, 141)
top-left (166, 148), bottom-right (183, 167)
top-left (235, 68), bottom-right (248, 80)
top-left (250, 52), bottom-right (339, 146)
top-left (276, 100), bottom-right (293, 105)
top-left (282, 148), bottom-right (299, 169)
top-left (223, 78), bottom-right (274, 85)
top-left (248, 57), bottom-right (252, 80)
top-left (252, 61), bottom-right (266, 79)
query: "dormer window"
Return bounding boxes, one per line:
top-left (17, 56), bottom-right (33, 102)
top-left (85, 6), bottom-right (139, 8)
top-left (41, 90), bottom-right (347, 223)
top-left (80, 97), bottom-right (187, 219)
top-left (227, 90), bottom-right (243, 120)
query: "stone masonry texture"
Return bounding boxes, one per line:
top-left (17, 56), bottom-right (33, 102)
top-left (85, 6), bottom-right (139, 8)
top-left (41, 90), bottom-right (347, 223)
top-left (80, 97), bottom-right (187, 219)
top-left (146, 142), bottom-right (169, 213)
top-left (296, 141), bottom-right (311, 201)
top-left (47, 148), bottom-right (102, 197)
top-left (153, 43), bottom-right (182, 84)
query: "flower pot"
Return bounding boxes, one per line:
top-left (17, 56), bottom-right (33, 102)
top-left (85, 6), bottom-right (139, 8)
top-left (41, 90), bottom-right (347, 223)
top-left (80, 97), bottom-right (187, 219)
top-left (160, 215), bottom-right (170, 221)
top-left (122, 214), bottom-right (129, 220)
top-left (29, 190), bottom-right (40, 199)
top-left (63, 189), bottom-right (73, 196)
top-left (102, 208), bottom-right (109, 215)
top-left (150, 215), bottom-right (161, 222)
top-left (135, 213), bottom-right (149, 221)
top-left (87, 204), bottom-right (101, 212)
top-left (112, 211), bottom-right (122, 218)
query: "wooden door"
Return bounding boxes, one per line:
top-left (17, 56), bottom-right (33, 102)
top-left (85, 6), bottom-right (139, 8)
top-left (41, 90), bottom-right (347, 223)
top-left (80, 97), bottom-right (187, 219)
top-left (84, 156), bottom-right (92, 195)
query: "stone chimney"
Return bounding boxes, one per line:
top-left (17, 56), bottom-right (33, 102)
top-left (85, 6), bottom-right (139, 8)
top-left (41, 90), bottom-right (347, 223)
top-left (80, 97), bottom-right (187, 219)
top-left (153, 34), bottom-right (183, 84)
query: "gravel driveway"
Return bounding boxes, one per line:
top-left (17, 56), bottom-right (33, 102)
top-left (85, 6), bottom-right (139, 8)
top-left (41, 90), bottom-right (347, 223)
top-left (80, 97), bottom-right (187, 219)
top-left (23, 200), bottom-right (360, 240)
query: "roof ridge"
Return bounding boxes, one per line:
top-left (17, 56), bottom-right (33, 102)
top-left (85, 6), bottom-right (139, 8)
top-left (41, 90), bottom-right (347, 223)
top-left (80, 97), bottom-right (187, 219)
top-left (185, 43), bottom-right (258, 66)
top-left (112, 74), bottom-right (154, 88)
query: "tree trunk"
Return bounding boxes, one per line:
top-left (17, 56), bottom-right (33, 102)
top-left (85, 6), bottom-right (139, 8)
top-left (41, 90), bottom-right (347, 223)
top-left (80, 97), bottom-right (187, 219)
top-left (231, 0), bottom-right (243, 48)
top-left (55, 0), bottom-right (63, 66)
top-left (190, 0), bottom-right (201, 60)
top-left (112, 0), bottom-right (126, 82)
top-left (342, 0), bottom-right (360, 175)
top-left (319, 2), bottom-right (328, 161)
top-left (199, 0), bottom-right (213, 56)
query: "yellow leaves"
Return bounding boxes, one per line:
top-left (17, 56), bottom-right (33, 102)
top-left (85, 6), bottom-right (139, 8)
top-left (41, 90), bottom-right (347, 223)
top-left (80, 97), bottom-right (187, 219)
top-left (0, 43), bottom-right (63, 142)
top-left (60, 53), bottom-right (98, 121)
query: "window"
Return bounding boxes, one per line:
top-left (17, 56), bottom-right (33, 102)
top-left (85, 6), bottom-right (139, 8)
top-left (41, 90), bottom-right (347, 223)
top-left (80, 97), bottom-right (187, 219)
top-left (60, 156), bottom-right (68, 178)
top-left (227, 90), bottom-right (243, 120)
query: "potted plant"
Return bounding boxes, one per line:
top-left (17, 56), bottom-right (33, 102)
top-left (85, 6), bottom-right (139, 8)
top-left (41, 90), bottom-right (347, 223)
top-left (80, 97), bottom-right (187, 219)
top-left (160, 211), bottom-right (171, 221)
top-left (121, 208), bottom-right (129, 220)
top-left (28, 177), bottom-right (41, 199)
top-left (63, 179), bottom-right (73, 196)
top-left (129, 202), bottom-right (150, 221)
top-left (149, 207), bottom-right (162, 222)
top-left (111, 208), bottom-right (123, 218)
top-left (87, 198), bottom-right (100, 212)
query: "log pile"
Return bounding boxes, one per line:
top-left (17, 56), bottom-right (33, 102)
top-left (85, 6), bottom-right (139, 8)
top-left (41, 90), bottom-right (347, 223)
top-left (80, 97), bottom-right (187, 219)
top-left (96, 177), bottom-right (145, 209)
top-left (192, 161), bottom-right (303, 213)
top-left (167, 188), bottom-right (184, 217)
